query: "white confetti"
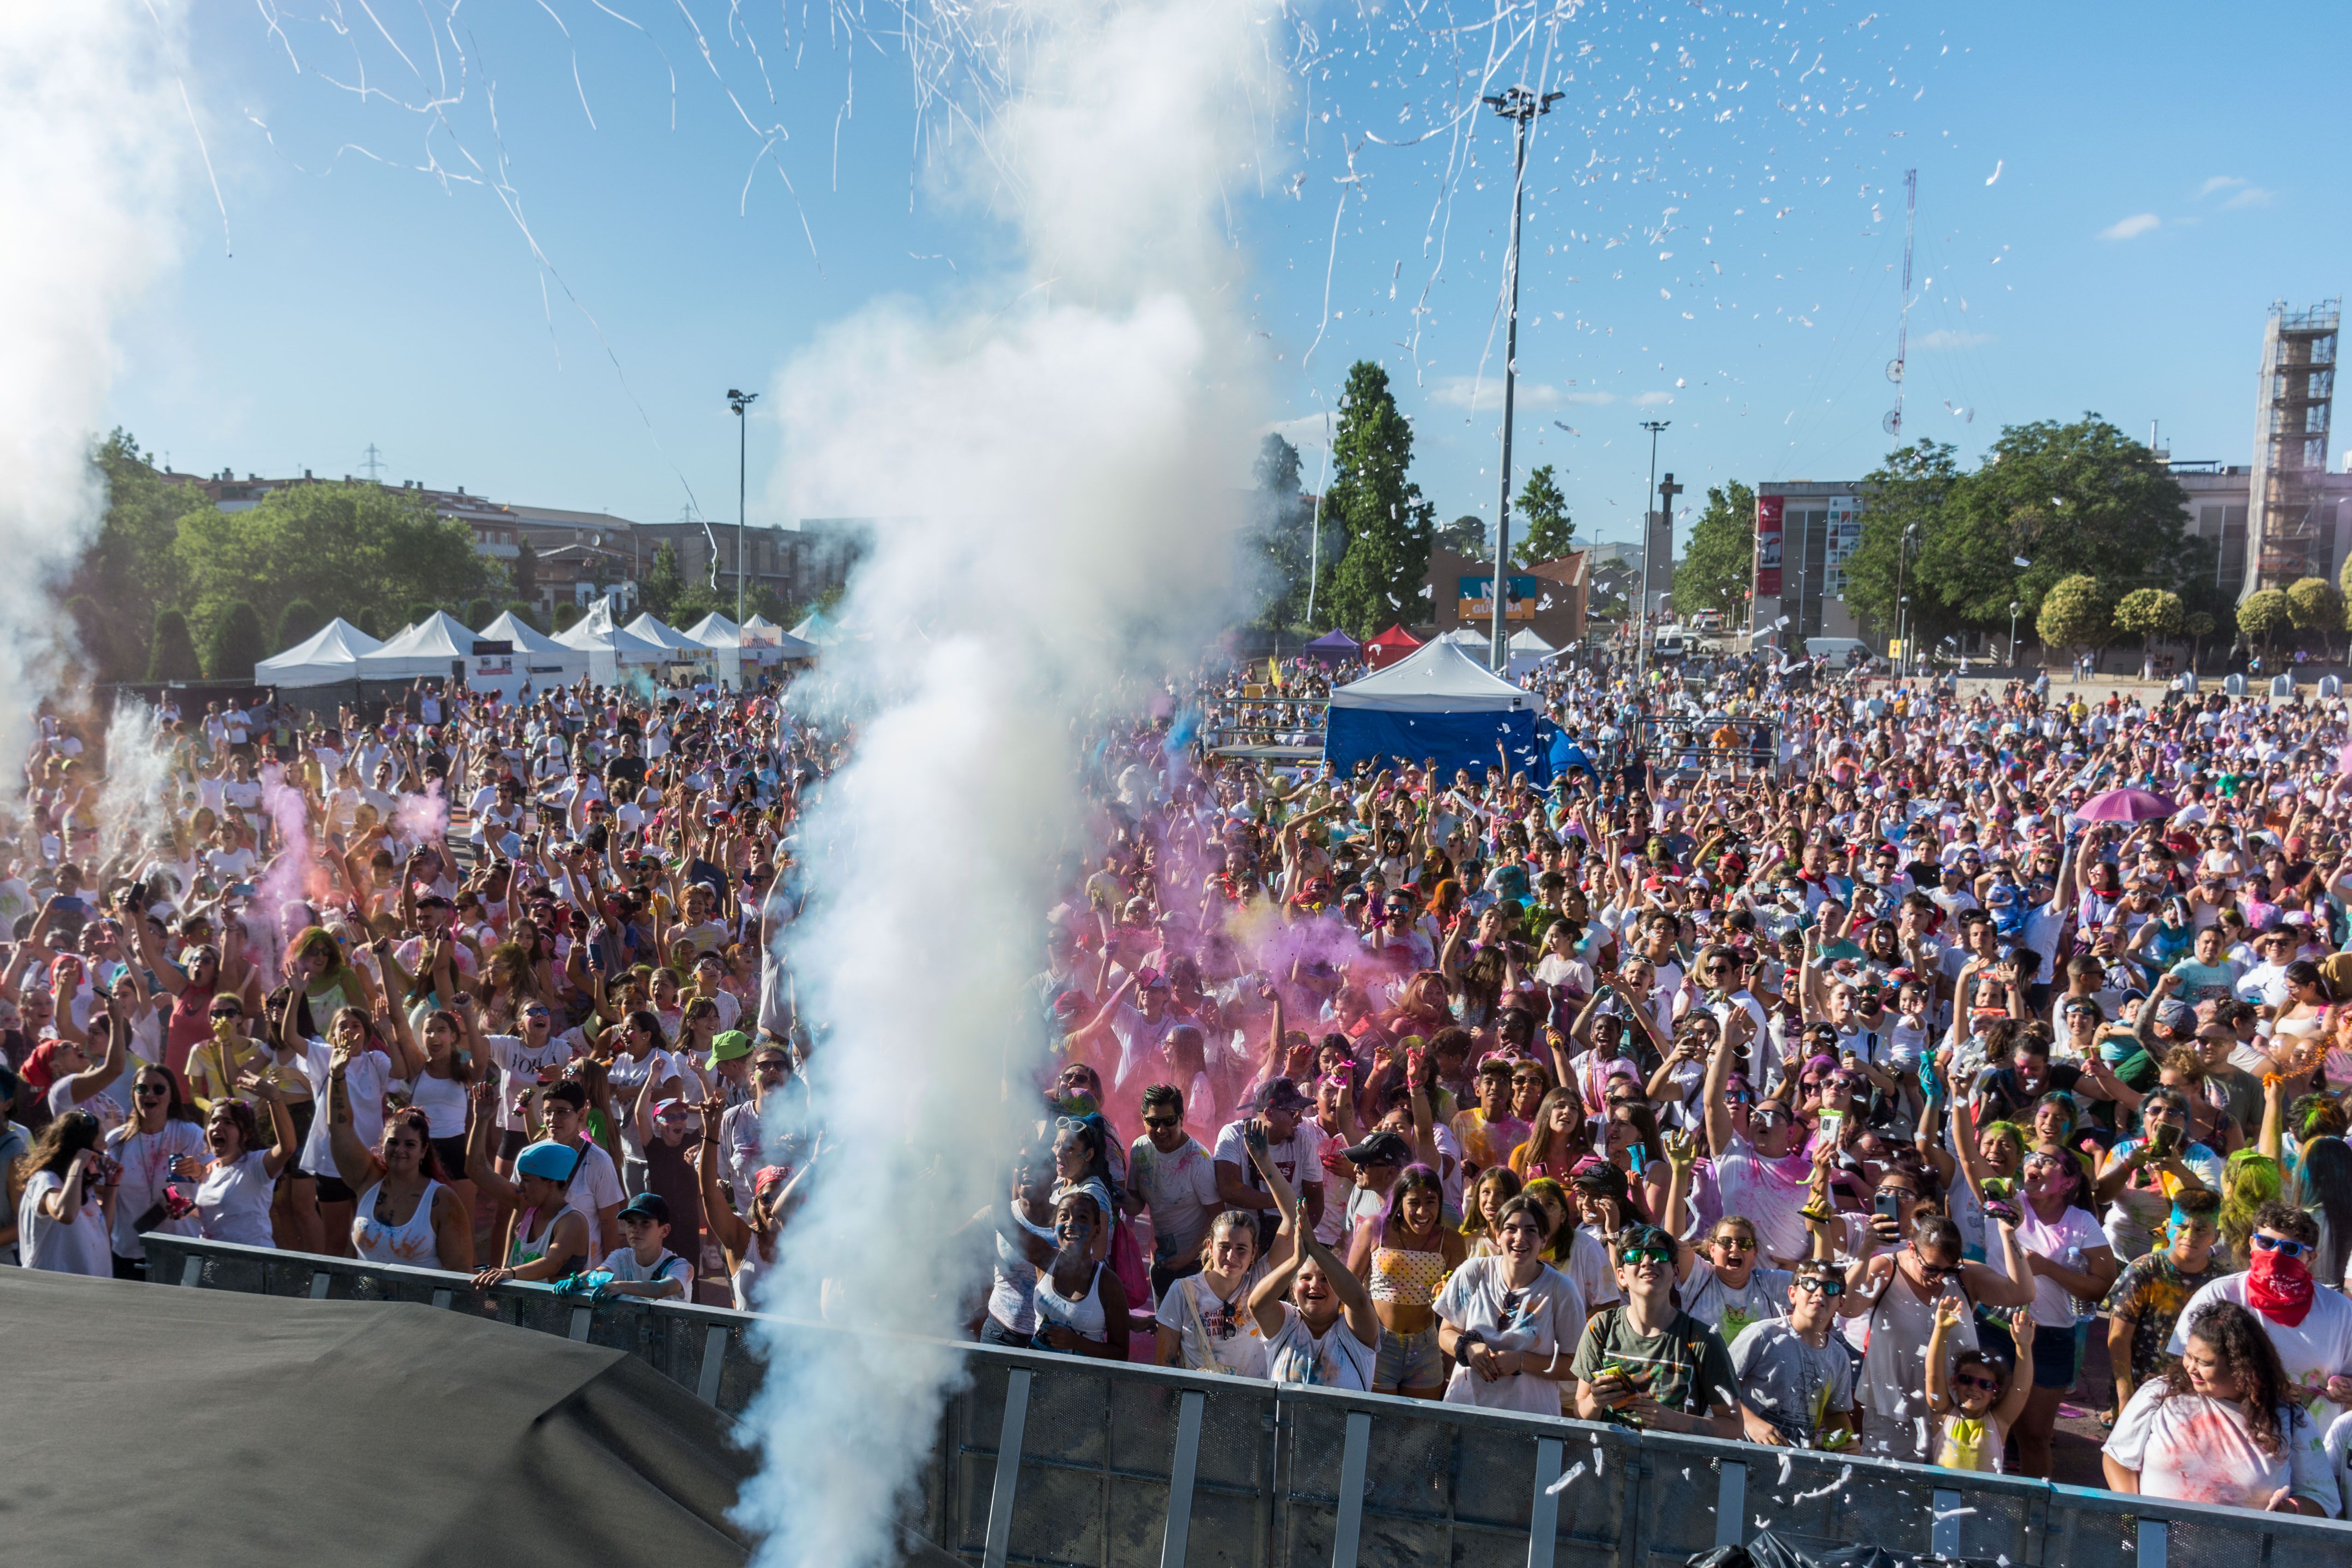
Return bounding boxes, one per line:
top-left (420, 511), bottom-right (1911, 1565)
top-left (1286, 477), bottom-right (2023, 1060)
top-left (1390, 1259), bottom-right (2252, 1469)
top-left (1934, 1506), bottom-right (1978, 1521)
top-left (1791, 1466), bottom-right (1852, 1503)
top-left (1594, 1446), bottom-right (1606, 1476)
top-left (1546, 1461), bottom-right (1588, 1496)
top-left (1985, 159), bottom-right (2003, 186)
top-left (1915, 1417), bottom-right (1929, 1450)
top-left (1778, 1452), bottom-right (1793, 1485)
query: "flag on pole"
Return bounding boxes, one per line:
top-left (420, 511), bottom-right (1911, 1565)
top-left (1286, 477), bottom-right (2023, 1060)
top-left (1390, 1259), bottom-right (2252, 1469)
top-left (1268, 657), bottom-right (1282, 689)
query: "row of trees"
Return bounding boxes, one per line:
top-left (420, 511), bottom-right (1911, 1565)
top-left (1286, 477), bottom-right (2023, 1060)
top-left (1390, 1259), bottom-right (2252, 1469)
top-left (77, 433), bottom-right (510, 682)
top-left (1246, 361), bottom-right (1579, 637)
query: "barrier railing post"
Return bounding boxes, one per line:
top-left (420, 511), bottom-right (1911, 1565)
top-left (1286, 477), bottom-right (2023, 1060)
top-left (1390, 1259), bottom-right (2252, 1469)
top-left (981, 1368), bottom-right (1033, 1568)
top-left (1526, 1436), bottom-right (1563, 1568)
top-left (1159, 1388), bottom-right (1204, 1568)
top-left (2136, 1518), bottom-right (2168, 1568)
top-left (1931, 1488), bottom-right (1963, 1560)
top-left (1330, 1410), bottom-right (1371, 1568)
top-left (698, 1326), bottom-right (731, 1406)
top-left (1714, 1461), bottom-right (1746, 1550)
top-left (308, 1271), bottom-right (331, 1300)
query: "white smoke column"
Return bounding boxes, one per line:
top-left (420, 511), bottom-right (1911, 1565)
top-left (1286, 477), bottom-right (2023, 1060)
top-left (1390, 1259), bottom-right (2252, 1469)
top-left (734, 1), bottom-right (1283, 1564)
top-left (0, 6), bottom-right (189, 767)
top-left (96, 699), bottom-right (174, 871)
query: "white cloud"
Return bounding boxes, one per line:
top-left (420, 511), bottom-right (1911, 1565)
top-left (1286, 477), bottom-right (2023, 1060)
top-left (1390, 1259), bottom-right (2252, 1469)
top-left (2100, 213), bottom-right (2160, 241)
top-left (2222, 186), bottom-right (2277, 210)
top-left (1426, 374), bottom-right (1571, 412)
top-left (2197, 175), bottom-right (2245, 198)
top-left (1631, 390), bottom-right (1676, 407)
top-left (1914, 328), bottom-right (1991, 350)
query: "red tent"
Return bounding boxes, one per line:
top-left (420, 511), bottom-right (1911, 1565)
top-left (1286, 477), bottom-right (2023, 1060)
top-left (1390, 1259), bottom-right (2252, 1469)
top-left (1362, 624), bottom-right (1424, 671)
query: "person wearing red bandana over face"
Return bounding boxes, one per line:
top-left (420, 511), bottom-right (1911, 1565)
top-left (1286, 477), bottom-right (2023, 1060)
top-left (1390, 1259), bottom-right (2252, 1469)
top-left (2169, 1202), bottom-right (2352, 1429)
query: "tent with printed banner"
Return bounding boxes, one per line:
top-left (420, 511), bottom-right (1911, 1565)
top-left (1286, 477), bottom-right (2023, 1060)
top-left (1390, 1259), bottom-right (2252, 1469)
top-left (626, 613), bottom-right (715, 660)
top-left (738, 613), bottom-right (816, 661)
top-left (1324, 637), bottom-right (1547, 782)
top-left (1361, 624), bottom-right (1423, 671)
top-left (553, 597), bottom-right (667, 686)
top-left (1300, 628), bottom-right (1361, 665)
top-left (356, 611), bottom-right (478, 682)
top-left (472, 610), bottom-right (588, 696)
top-left (254, 617), bottom-right (383, 688)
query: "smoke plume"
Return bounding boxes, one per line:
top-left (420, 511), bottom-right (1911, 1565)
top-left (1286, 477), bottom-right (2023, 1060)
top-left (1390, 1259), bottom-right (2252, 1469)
top-left (733, 1), bottom-right (1284, 1564)
top-left (0, 4), bottom-right (190, 761)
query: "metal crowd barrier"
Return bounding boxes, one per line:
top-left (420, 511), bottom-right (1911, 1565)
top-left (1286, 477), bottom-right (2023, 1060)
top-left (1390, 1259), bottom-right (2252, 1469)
top-left (141, 1236), bottom-right (2352, 1568)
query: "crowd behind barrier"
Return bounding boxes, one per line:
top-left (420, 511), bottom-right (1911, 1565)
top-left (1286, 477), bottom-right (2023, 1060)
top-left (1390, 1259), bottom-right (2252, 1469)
top-left (9, 640), bottom-right (2352, 1535)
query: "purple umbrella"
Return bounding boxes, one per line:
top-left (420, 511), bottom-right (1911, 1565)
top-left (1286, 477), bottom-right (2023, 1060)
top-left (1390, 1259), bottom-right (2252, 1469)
top-left (2076, 787), bottom-right (2176, 824)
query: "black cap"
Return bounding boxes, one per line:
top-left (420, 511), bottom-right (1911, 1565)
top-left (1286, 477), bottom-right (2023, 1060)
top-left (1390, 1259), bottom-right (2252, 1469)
top-left (1339, 1130), bottom-right (1413, 1168)
top-left (617, 1192), bottom-right (672, 1227)
top-left (1252, 1077), bottom-right (1310, 1114)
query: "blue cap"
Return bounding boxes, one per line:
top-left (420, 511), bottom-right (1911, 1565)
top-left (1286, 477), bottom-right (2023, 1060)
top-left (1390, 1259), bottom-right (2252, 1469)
top-left (515, 1141), bottom-right (582, 1183)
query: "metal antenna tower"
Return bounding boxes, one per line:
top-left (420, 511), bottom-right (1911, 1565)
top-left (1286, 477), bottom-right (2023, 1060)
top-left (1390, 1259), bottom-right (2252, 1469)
top-left (1481, 83), bottom-right (1563, 673)
top-left (361, 442), bottom-right (385, 482)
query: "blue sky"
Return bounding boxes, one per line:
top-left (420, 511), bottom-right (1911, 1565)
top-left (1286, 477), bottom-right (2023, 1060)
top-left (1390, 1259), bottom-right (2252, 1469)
top-left (112, 1), bottom-right (2352, 552)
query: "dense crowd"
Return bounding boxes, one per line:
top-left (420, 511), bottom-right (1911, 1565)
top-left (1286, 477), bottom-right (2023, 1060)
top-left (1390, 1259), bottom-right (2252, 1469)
top-left (11, 641), bottom-right (2352, 1522)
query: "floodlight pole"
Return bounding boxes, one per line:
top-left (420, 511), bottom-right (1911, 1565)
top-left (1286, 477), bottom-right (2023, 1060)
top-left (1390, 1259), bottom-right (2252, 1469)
top-left (1637, 420), bottom-right (1670, 678)
top-left (1483, 85), bottom-right (1562, 674)
top-left (727, 389), bottom-right (759, 625)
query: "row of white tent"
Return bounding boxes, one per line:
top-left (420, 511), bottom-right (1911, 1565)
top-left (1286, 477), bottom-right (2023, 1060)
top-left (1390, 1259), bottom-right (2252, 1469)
top-left (255, 598), bottom-right (818, 696)
top-left (1435, 626), bottom-right (1560, 677)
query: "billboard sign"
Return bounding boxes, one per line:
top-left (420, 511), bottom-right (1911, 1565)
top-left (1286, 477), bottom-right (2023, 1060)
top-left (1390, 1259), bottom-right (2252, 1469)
top-left (1753, 495), bottom-right (1785, 603)
top-left (1457, 574), bottom-right (1540, 621)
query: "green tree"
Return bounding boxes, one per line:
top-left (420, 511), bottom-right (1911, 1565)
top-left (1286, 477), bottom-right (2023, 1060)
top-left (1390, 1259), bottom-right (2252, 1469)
top-left (63, 595), bottom-right (106, 672)
top-left (504, 601), bottom-right (543, 633)
top-left (1673, 480), bottom-right (1756, 621)
top-left (511, 536), bottom-right (539, 606)
top-left (1435, 514), bottom-right (1487, 557)
top-left (553, 602), bottom-right (583, 632)
top-left (1246, 433), bottom-right (1315, 631)
top-left (641, 542), bottom-right (686, 621)
top-left (74, 431), bottom-right (215, 681)
top-left (147, 608), bottom-right (199, 682)
top-left (205, 601), bottom-right (266, 680)
top-left (2286, 576), bottom-right (2339, 657)
top-left (2238, 588), bottom-right (2289, 656)
top-left (1840, 440), bottom-right (1963, 648)
top-left (2111, 588), bottom-right (2184, 658)
top-left (171, 479), bottom-right (496, 649)
top-left (466, 597), bottom-right (495, 631)
top-left (2036, 575), bottom-right (2112, 665)
top-left (1511, 466), bottom-right (1575, 566)
top-left (1323, 360), bottom-right (1435, 636)
top-left (2184, 610), bottom-right (2217, 673)
top-left (276, 599), bottom-right (325, 652)
top-left (354, 607), bottom-right (386, 640)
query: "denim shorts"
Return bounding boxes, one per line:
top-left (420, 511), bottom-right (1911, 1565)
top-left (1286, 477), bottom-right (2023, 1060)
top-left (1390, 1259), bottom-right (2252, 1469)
top-left (2031, 1320), bottom-right (2084, 1391)
top-left (1374, 1324), bottom-right (1444, 1392)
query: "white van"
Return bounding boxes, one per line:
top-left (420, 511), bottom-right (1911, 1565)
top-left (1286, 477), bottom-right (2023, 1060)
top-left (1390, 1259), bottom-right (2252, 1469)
top-left (1804, 637), bottom-right (1877, 669)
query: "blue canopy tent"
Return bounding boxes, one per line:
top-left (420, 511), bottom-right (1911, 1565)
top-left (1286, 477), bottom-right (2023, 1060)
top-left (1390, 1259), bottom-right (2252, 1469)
top-left (1300, 628), bottom-right (1361, 665)
top-left (1324, 638), bottom-right (1548, 782)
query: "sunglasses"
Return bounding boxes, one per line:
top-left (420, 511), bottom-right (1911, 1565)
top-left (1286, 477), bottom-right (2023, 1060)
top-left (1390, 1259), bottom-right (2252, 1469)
top-left (1795, 1277), bottom-right (1846, 1298)
top-left (1712, 1236), bottom-right (1756, 1252)
top-left (2250, 1234), bottom-right (2310, 1259)
top-left (1142, 1114), bottom-right (1181, 1130)
top-left (135, 1083), bottom-right (170, 1098)
top-left (755, 1058), bottom-right (790, 1073)
top-left (1619, 1247), bottom-right (1673, 1268)
top-left (1952, 1371), bottom-right (2001, 1394)
top-left (1909, 1249), bottom-right (1959, 1283)
top-left (209, 1011), bottom-right (241, 1022)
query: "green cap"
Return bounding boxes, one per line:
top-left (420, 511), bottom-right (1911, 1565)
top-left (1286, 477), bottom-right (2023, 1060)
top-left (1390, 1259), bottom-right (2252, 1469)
top-left (706, 1029), bottom-right (753, 1069)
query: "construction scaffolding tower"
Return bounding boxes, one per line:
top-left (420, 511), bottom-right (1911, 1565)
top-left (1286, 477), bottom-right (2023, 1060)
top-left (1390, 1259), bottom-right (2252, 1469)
top-left (2243, 298), bottom-right (2340, 598)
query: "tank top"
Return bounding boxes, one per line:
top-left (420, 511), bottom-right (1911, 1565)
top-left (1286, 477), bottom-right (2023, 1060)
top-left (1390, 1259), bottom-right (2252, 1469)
top-left (1853, 1262), bottom-right (1975, 1460)
top-left (1368, 1244), bottom-right (1449, 1306)
top-left (1034, 1260), bottom-right (1109, 1343)
top-left (987, 1206), bottom-right (1056, 1335)
top-left (507, 1203), bottom-right (583, 1279)
top-left (1936, 1413), bottom-right (1998, 1472)
top-left (732, 1228), bottom-right (778, 1311)
top-left (406, 1068), bottom-right (469, 1139)
top-left (354, 1179), bottom-right (444, 1269)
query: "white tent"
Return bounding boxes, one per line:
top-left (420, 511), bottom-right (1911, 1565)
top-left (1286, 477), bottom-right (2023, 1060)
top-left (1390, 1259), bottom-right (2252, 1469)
top-left (787, 609), bottom-right (839, 646)
top-left (740, 614), bottom-right (816, 661)
top-left (625, 613), bottom-right (713, 657)
top-left (1324, 636), bottom-right (1541, 778)
top-left (1506, 628), bottom-right (1558, 678)
top-left (357, 611), bottom-right (478, 682)
top-left (472, 610), bottom-right (588, 697)
top-left (553, 597), bottom-right (666, 686)
top-left (254, 618), bottom-right (383, 689)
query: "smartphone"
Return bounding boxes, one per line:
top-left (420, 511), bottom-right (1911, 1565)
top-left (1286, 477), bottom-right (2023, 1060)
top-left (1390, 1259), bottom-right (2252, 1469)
top-left (1817, 1108), bottom-right (1845, 1148)
top-left (1873, 1190), bottom-right (1901, 1223)
top-left (225, 883), bottom-right (257, 898)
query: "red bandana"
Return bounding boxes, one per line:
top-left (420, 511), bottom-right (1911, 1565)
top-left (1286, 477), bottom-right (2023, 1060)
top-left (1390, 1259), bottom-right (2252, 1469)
top-left (2245, 1247), bottom-right (2315, 1328)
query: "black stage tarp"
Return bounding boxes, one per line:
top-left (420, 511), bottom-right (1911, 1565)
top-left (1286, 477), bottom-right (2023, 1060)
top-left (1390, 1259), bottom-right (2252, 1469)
top-left (0, 1269), bottom-right (754, 1565)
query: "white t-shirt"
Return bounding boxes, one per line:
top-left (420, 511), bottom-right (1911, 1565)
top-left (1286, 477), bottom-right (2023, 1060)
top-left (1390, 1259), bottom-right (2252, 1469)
top-left (18, 1168), bottom-right (109, 1275)
top-left (107, 1121), bottom-right (209, 1259)
top-left (487, 1032), bottom-right (581, 1133)
top-left (2012, 1202), bottom-right (2108, 1328)
top-left (2104, 1380), bottom-right (2336, 1514)
top-left (553, 1137), bottom-right (626, 1242)
top-left (600, 1244), bottom-right (694, 1296)
top-left (1264, 1303), bottom-right (1377, 1390)
top-left (293, 1040), bottom-right (391, 1178)
top-left (1682, 1258), bottom-right (1793, 1345)
top-left (2169, 1273), bottom-right (2352, 1423)
top-left (195, 1149), bottom-right (279, 1246)
top-left (1434, 1256), bottom-right (1585, 1414)
top-left (604, 1048), bottom-right (685, 1162)
top-left (1707, 1135), bottom-right (1815, 1263)
top-left (1211, 1119), bottom-right (1328, 1202)
top-left (1155, 1270), bottom-right (1272, 1377)
top-left (1127, 1135), bottom-right (1222, 1261)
